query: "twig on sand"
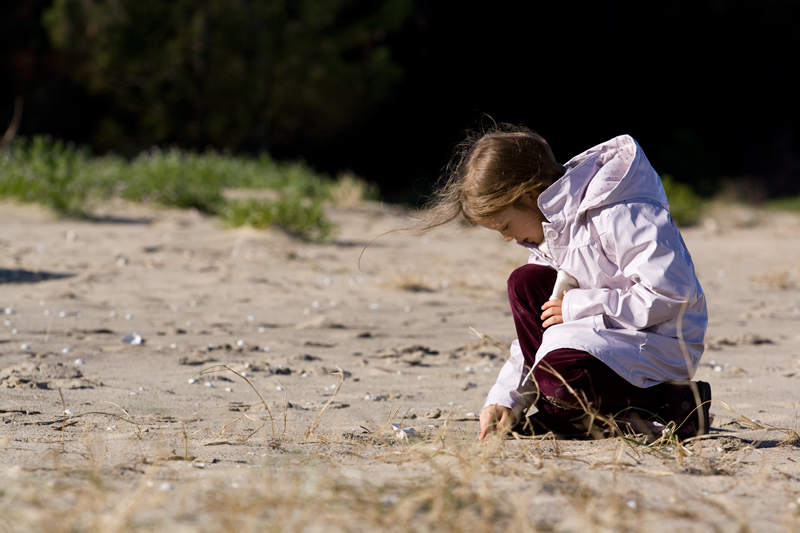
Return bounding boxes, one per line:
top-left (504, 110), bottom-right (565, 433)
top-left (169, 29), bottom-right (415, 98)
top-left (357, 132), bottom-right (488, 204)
top-left (196, 364), bottom-right (275, 440)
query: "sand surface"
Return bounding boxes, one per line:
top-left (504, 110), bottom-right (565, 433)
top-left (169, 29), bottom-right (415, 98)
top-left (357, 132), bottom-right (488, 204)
top-left (1, 199), bottom-right (799, 531)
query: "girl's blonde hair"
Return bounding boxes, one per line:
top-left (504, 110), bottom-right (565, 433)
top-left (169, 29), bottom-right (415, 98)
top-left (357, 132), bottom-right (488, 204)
top-left (417, 124), bottom-right (564, 233)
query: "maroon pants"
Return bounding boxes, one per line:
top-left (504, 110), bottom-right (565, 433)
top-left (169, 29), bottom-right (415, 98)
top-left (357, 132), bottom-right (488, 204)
top-left (507, 264), bottom-right (681, 418)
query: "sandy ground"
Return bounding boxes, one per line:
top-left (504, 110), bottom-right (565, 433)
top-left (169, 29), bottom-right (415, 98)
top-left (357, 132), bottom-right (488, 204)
top-left (1, 198), bottom-right (799, 532)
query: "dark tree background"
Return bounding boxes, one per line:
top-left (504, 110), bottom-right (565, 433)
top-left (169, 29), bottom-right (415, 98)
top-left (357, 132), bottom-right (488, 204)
top-left (2, 0), bottom-right (799, 202)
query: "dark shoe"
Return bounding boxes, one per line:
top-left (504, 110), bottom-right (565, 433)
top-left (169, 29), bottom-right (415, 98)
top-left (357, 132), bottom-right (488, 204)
top-left (660, 381), bottom-right (712, 440)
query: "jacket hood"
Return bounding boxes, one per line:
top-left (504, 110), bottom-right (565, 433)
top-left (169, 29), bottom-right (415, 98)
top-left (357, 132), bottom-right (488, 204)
top-left (537, 135), bottom-right (668, 224)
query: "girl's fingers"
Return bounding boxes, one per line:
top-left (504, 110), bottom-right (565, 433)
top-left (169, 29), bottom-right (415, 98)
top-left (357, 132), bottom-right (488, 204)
top-left (542, 315), bottom-right (564, 328)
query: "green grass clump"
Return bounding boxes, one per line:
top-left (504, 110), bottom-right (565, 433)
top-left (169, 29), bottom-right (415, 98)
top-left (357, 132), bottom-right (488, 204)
top-left (661, 174), bottom-right (704, 226)
top-left (764, 196), bottom-right (800, 212)
top-left (0, 136), bottom-right (111, 216)
top-left (0, 136), bottom-right (370, 241)
top-left (221, 198), bottom-right (335, 242)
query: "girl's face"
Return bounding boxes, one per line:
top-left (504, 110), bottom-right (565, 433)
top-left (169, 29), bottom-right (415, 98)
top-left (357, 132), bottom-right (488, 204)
top-left (478, 193), bottom-right (546, 245)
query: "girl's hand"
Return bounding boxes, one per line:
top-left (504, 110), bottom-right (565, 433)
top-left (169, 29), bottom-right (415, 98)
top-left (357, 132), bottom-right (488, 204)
top-left (541, 295), bottom-right (564, 327)
top-left (479, 404), bottom-right (514, 439)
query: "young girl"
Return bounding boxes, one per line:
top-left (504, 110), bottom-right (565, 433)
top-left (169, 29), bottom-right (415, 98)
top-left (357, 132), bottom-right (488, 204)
top-left (422, 125), bottom-right (711, 441)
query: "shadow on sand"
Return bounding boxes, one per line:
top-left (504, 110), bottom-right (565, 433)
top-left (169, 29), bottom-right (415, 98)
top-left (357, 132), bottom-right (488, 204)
top-left (0, 268), bottom-right (76, 284)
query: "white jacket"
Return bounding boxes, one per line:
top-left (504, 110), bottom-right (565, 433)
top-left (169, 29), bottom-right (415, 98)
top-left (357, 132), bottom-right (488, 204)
top-left (483, 135), bottom-right (708, 421)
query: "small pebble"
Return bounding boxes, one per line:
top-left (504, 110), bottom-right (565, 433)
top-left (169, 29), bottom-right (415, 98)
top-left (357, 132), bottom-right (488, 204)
top-left (125, 313), bottom-right (133, 320)
top-left (262, 346), bottom-right (271, 352)
top-left (404, 306), bottom-right (412, 313)
top-left (74, 359), bottom-right (85, 365)
top-left (139, 387), bottom-right (145, 391)
top-left (3, 320), bottom-right (10, 326)
top-left (417, 375), bottom-right (424, 380)
top-left (301, 373), bottom-right (309, 378)
top-left (64, 409), bottom-right (73, 415)
top-left (465, 366), bottom-right (475, 373)
top-left (465, 412), bottom-right (477, 417)
top-left (188, 378), bottom-right (197, 384)
top-left (109, 311), bottom-right (117, 317)
top-left (130, 392), bottom-right (137, 396)
top-left (225, 387), bottom-right (233, 392)
top-left (276, 385), bottom-right (285, 391)
top-left (236, 339), bottom-right (245, 346)
top-left (20, 344), bottom-right (30, 350)
top-left (44, 309), bottom-right (51, 316)
top-left (247, 315), bottom-right (255, 321)
top-left (713, 365), bottom-right (723, 372)
top-left (62, 347), bottom-right (71, 354)
top-left (59, 311), bottom-right (67, 318)
top-left (159, 483), bottom-right (174, 491)
top-left (258, 327), bottom-right (266, 333)
top-left (364, 394), bottom-right (385, 401)
top-left (627, 501), bottom-right (637, 509)
top-left (11, 328), bottom-right (17, 334)
top-left (204, 382), bottom-right (213, 387)
top-left (312, 301), bottom-right (321, 308)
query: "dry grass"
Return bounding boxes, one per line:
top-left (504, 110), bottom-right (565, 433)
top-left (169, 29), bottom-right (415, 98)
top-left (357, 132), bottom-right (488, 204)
top-left (2, 362), bottom-right (799, 533)
top-left (752, 266), bottom-right (800, 290)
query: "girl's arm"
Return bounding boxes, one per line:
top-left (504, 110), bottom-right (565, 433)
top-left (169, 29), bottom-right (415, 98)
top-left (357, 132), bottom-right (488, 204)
top-left (561, 201), bottom-right (701, 329)
top-left (481, 340), bottom-right (534, 424)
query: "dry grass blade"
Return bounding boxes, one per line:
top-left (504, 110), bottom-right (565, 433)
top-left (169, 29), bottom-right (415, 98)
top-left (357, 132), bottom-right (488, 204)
top-left (302, 365), bottom-right (345, 443)
top-left (717, 400), bottom-right (800, 444)
top-left (368, 403), bottom-right (404, 446)
top-left (274, 377), bottom-right (289, 441)
top-left (100, 400), bottom-right (143, 438)
top-left (469, 326), bottom-right (510, 356)
top-left (196, 364), bottom-right (275, 439)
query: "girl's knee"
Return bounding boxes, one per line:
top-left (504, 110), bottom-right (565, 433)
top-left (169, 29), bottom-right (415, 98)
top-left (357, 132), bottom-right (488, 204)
top-left (534, 350), bottom-right (594, 404)
top-left (507, 264), bottom-right (556, 293)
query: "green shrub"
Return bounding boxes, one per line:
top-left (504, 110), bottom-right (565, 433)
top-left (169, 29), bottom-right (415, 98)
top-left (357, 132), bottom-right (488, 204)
top-left (764, 196), bottom-right (800, 212)
top-left (0, 136), bottom-right (371, 242)
top-left (661, 174), bottom-right (704, 227)
top-left (0, 136), bottom-right (110, 216)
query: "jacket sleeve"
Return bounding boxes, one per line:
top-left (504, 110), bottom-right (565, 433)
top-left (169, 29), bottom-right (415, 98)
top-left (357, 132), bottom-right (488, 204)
top-left (561, 202), bottom-right (700, 330)
top-left (482, 340), bottom-right (538, 423)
